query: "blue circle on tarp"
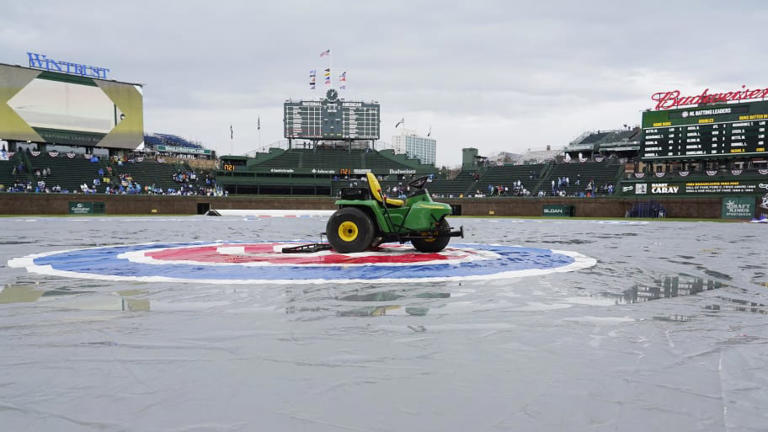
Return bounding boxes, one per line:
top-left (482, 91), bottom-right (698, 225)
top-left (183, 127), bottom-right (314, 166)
top-left (24, 242), bottom-right (584, 283)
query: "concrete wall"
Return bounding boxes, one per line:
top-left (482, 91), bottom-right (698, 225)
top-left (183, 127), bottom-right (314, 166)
top-left (0, 193), bottom-right (745, 219)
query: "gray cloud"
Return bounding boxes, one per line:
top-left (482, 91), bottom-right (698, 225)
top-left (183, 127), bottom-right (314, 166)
top-left (1, 0), bottom-right (766, 165)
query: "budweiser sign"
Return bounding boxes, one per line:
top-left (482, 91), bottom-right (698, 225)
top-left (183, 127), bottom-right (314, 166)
top-left (651, 85), bottom-right (768, 110)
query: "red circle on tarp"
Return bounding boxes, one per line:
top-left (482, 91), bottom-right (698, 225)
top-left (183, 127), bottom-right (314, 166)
top-left (144, 243), bottom-right (472, 265)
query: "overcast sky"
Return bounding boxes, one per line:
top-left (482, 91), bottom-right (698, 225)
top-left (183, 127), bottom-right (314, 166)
top-left (1, 0), bottom-right (766, 166)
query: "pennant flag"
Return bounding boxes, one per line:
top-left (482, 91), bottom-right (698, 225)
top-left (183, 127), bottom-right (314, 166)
top-left (339, 71), bottom-right (346, 82)
top-left (309, 69), bottom-right (316, 77)
top-left (427, 126), bottom-right (432, 137)
top-left (323, 68), bottom-right (330, 77)
top-left (340, 85), bottom-right (346, 90)
top-left (230, 125), bottom-right (233, 140)
top-left (320, 49), bottom-right (330, 57)
top-left (395, 118), bottom-right (404, 128)
top-left (257, 117), bottom-right (261, 131)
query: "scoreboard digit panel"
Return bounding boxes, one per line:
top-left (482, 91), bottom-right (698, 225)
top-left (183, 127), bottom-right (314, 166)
top-left (284, 101), bottom-right (322, 139)
top-left (283, 99), bottom-right (380, 140)
top-left (641, 100), bottom-right (768, 159)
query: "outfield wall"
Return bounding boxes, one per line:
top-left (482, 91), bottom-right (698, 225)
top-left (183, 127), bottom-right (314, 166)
top-left (0, 194), bottom-right (760, 219)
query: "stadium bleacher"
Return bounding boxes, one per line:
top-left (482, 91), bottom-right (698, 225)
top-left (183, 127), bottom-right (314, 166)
top-left (427, 171), bottom-right (477, 197)
top-left (242, 148), bottom-right (434, 172)
top-left (149, 133), bottom-right (204, 150)
top-left (112, 159), bottom-right (188, 190)
top-left (477, 164), bottom-right (548, 193)
top-left (27, 153), bottom-right (106, 192)
top-left (0, 160), bottom-right (15, 188)
top-left (542, 161), bottom-right (622, 195)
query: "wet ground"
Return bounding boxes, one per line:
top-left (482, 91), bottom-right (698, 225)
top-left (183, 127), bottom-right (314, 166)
top-left (1, 216), bottom-right (766, 431)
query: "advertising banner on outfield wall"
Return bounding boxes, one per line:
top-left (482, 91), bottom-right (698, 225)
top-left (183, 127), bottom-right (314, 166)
top-left (620, 180), bottom-right (768, 196)
top-left (68, 202), bottom-right (105, 214)
top-left (721, 196), bottom-right (755, 219)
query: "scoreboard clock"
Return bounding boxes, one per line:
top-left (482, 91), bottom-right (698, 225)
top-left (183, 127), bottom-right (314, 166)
top-left (641, 100), bottom-right (768, 159)
top-left (283, 89), bottom-right (380, 140)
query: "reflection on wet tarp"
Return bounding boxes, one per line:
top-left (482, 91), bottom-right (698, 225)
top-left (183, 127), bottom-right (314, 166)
top-left (603, 276), bottom-right (725, 305)
top-left (706, 296), bottom-right (768, 315)
top-left (336, 290), bottom-right (449, 317)
top-left (0, 283), bottom-right (149, 311)
top-left (652, 314), bottom-right (690, 322)
top-left (283, 286), bottom-right (450, 317)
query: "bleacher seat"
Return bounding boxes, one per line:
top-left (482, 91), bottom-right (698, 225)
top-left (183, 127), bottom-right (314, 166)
top-left (541, 161), bottom-right (621, 195)
top-left (477, 164), bottom-right (547, 193)
top-left (113, 159), bottom-right (191, 190)
top-left (28, 153), bottom-right (104, 192)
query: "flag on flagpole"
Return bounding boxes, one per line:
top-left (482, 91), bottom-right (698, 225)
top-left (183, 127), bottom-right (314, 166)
top-left (395, 118), bottom-right (404, 128)
top-left (229, 125), bottom-right (233, 140)
top-left (320, 49), bottom-right (330, 57)
top-left (257, 117), bottom-right (261, 131)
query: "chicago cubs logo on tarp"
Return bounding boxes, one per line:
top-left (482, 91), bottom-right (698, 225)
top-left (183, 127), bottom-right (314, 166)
top-left (8, 242), bottom-right (596, 284)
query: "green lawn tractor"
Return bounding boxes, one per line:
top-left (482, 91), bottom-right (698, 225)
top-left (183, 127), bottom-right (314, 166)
top-left (326, 172), bottom-right (463, 253)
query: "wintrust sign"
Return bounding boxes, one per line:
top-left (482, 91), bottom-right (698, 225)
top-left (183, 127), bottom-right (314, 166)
top-left (27, 52), bottom-right (110, 79)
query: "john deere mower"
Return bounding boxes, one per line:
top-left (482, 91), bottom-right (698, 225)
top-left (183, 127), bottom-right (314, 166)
top-left (325, 172), bottom-right (463, 253)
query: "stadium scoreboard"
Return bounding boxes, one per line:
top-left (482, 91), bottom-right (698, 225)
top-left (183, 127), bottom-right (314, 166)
top-left (284, 89), bottom-right (380, 140)
top-left (641, 100), bottom-right (768, 159)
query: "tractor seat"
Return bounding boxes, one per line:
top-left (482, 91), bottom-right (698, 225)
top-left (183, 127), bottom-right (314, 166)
top-left (366, 172), bottom-right (404, 207)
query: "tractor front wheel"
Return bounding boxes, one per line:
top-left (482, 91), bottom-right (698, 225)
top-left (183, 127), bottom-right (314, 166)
top-left (326, 207), bottom-right (376, 253)
top-left (411, 219), bottom-right (451, 253)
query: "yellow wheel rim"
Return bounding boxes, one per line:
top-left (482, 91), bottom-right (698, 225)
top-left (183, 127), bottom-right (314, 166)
top-left (420, 231), bottom-right (437, 242)
top-left (338, 221), bottom-right (359, 242)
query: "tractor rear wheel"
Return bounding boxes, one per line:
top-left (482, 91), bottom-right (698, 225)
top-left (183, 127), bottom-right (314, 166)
top-left (411, 219), bottom-right (451, 253)
top-left (326, 207), bottom-right (376, 253)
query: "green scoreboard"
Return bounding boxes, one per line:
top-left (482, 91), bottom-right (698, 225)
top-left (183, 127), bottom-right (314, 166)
top-left (641, 100), bottom-right (768, 159)
top-left (284, 89), bottom-right (380, 140)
